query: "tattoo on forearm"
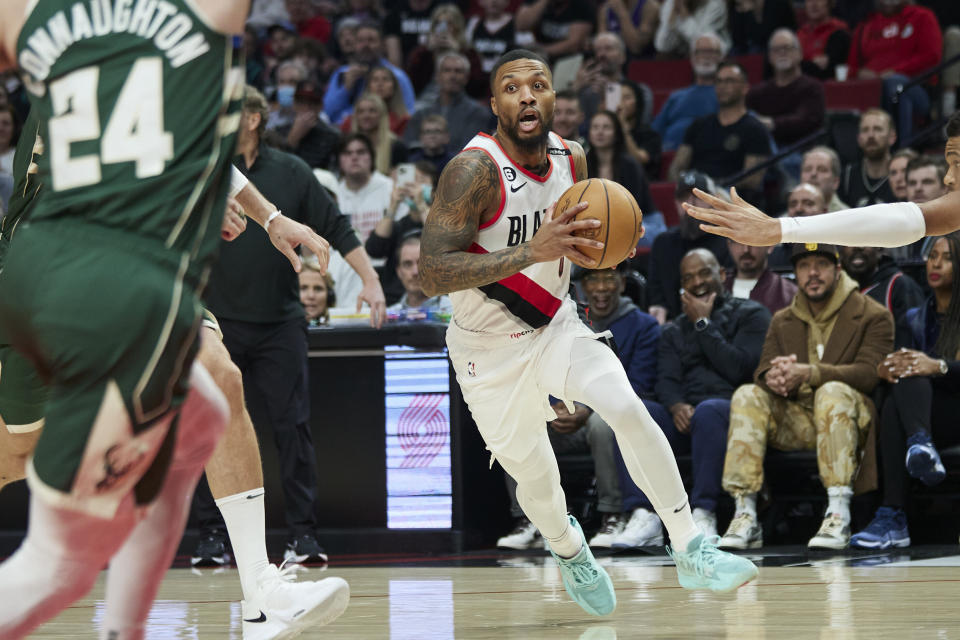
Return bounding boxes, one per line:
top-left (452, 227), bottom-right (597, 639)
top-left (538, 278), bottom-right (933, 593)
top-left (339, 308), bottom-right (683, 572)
top-left (419, 150), bottom-right (535, 295)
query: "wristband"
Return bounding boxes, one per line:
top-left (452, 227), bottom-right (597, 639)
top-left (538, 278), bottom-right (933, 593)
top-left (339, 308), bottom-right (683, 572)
top-left (779, 201), bottom-right (925, 247)
top-left (264, 210), bottom-right (282, 231)
top-left (229, 165), bottom-right (248, 198)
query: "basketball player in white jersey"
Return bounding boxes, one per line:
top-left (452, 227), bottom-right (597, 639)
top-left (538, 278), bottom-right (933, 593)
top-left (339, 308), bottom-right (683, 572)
top-left (683, 110), bottom-right (960, 252)
top-left (420, 49), bottom-right (759, 616)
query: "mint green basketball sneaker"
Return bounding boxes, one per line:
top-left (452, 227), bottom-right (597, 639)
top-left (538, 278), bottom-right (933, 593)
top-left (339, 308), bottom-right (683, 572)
top-left (667, 533), bottom-right (759, 592)
top-left (546, 515), bottom-right (617, 616)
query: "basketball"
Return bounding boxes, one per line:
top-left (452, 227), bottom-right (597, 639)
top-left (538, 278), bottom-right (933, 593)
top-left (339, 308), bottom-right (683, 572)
top-left (555, 178), bottom-right (644, 270)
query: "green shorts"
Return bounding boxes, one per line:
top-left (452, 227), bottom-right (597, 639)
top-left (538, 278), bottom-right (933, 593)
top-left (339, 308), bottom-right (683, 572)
top-left (0, 221), bottom-right (204, 516)
top-left (0, 344), bottom-right (47, 431)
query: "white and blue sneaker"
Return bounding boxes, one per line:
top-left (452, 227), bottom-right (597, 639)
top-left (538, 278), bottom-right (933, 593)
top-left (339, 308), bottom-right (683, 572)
top-left (243, 564), bottom-right (350, 639)
top-left (850, 506), bottom-right (911, 549)
top-left (668, 534), bottom-right (759, 593)
top-left (905, 432), bottom-right (946, 486)
top-left (546, 515), bottom-right (617, 616)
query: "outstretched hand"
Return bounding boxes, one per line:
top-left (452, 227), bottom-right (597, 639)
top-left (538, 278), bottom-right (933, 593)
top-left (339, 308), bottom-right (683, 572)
top-left (267, 214), bottom-right (330, 274)
top-left (529, 200), bottom-right (603, 267)
top-left (682, 187), bottom-right (782, 247)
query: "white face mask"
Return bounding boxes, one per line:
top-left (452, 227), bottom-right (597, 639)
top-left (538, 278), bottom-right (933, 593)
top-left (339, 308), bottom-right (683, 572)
top-left (693, 62), bottom-right (718, 77)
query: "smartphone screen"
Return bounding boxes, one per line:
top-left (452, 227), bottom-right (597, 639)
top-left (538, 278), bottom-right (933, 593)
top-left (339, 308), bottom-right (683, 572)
top-left (396, 163), bottom-right (415, 187)
top-left (605, 83), bottom-right (622, 112)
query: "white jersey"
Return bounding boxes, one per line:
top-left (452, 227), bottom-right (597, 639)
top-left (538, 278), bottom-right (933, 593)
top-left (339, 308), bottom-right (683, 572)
top-left (450, 132), bottom-right (578, 335)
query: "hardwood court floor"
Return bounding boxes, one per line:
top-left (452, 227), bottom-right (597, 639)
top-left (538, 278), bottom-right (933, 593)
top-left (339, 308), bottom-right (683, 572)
top-left (29, 553), bottom-right (960, 639)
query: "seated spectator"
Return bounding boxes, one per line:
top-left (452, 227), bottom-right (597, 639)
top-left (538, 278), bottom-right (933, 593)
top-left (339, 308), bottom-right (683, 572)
top-left (725, 239), bottom-right (798, 313)
top-left (406, 4), bottom-right (487, 100)
top-left (385, 0), bottom-right (439, 69)
top-left (769, 182), bottom-right (829, 269)
top-left (264, 21), bottom-right (300, 86)
top-left (300, 261), bottom-right (336, 326)
top-left (406, 114), bottom-right (455, 175)
top-left (328, 133), bottom-right (395, 309)
top-left (797, 0), bottom-right (851, 80)
top-left (403, 52), bottom-right (497, 153)
top-left (324, 21), bottom-right (416, 125)
top-left (330, 15), bottom-right (361, 63)
top-left (840, 245), bottom-right (924, 347)
top-left (387, 234), bottom-right (454, 313)
top-left (340, 66), bottom-right (411, 135)
top-left (349, 93), bottom-right (408, 175)
top-left (280, 80), bottom-right (342, 171)
top-left (654, 0), bottom-right (729, 58)
top-left (575, 32), bottom-right (653, 127)
top-left (597, 0), bottom-right (660, 56)
top-left (466, 0), bottom-right (520, 75)
top-left (729, 0), bottom-right (796, 55)
top-left (887, 148), bottom-right (918, 201)
top-left (669, 61), bottom-right (771, 196)
top-left (367, 161), bottom-right (437, 304)
top-left (266, 59), bottom-right (308, 132)
top-left (718, 243), bottom-right (893, 550)
top-left (647, 172), bottom-right (733, 324)
top-left (746, 29), bottom-right (826, 151)
top-left (552, 89), bottom-right (585, 145)
top-left (652, 32), bottom-right (722, 151)
top-left (839, 108), bottom-right (897, 207)
top-left (611, 249), bottom-right (771, 548)
top-left (616, 81), bottom-right (663, 180)
top-left (585, 110), bottom-right (662, 245)
top-left (851, 233), bottom-right (960, 549)
top-left (847, 0), bottom-right (942, 144)
top-left (898, 156), bottom-right (950, 261)
top-left (286, 0), bottom-right (332, 44)
top-left (801, 145), bottom-right (848, 211)
top-left (516, 0), bottom-right (595, 62)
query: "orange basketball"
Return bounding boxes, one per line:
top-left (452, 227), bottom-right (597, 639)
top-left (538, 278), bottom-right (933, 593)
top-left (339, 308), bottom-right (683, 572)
top-left (555, 178), bottom-right (644, 270)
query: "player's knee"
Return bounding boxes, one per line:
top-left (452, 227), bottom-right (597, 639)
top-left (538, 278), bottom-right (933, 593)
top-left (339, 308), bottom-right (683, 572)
top-left (176, 363), bottom-right (229, 465)
top-left (198, 339), bottom-right (243, 413)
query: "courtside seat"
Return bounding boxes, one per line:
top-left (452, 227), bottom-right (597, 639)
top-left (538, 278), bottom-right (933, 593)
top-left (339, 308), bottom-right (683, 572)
top-left (628, 58), bottom-right (691, 91)
top-left (649, 182), bottom-right (678, 227)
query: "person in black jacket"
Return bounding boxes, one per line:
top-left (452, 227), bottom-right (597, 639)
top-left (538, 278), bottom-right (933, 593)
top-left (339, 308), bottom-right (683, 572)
top-left (840, 246), bottom-right (925, 348)
top-left (611, 248), bottom-right (772, 548)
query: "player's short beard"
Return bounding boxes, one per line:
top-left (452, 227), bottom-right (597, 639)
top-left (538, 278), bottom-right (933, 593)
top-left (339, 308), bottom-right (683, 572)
top-left (502, 112), bottom-right (555, 153)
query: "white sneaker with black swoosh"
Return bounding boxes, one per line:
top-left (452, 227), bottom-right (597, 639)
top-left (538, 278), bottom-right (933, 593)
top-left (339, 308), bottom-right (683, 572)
top-left (242, 563), bottom-right (350, 639)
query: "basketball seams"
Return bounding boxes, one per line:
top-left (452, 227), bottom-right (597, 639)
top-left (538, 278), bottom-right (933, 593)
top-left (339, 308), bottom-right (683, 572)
top-left (599, 179), bottom-right (610, 268)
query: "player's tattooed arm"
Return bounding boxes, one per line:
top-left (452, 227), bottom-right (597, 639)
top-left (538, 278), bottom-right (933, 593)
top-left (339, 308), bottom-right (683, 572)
top-left (567, 139), bottom-right (588, 182)
top-left (419, 150), bottom-right (536, 296)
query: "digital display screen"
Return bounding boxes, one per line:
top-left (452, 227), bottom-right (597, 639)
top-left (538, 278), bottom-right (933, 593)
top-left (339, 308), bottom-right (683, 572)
top-left (385, 347), bottom-right (452, 529)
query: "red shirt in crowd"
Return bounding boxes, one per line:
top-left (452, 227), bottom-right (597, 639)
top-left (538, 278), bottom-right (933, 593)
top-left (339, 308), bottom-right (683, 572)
top-left (846, 4), bottom-right (942, 78)
top-left (798, 17), bottom-right (848, 62)
top-left (296, 16), bottom-right (332, 43)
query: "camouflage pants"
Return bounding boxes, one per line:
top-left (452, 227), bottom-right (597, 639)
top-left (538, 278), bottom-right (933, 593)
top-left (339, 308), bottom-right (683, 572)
top-left (722, 382), bottom-right (871, 497)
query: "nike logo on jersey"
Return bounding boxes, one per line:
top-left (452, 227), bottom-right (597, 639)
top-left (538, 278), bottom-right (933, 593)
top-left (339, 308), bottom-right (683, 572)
top-left (510, 182), bottom-right (527, 193)
top-left (244, 611), bottom-right (267, 623)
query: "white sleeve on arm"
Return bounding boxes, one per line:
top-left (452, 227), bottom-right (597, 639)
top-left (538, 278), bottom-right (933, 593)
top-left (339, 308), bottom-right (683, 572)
top-left (779, 201), bottom-right (926, 247)
top-left (229, 165), bottom-right (248, 198)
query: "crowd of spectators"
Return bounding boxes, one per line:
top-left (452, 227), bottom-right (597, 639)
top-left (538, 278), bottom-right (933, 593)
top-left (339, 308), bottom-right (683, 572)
top-left (182, 0), bottom-right (960, 559)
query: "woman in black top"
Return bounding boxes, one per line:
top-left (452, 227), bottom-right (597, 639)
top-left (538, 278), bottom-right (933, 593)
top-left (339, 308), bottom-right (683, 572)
top-left (851, 233), bottom-right (960, 549)
top-left (616, 81), bottom-right (662, 180)
top-left (585, 110), bottom-right (656, 216)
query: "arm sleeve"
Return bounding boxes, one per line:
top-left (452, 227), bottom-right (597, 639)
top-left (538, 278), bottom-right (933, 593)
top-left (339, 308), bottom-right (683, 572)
top-left (229, 165), bottom-right (248, 197)
top-left (303, 171), bottom-right (361, 255)
top-left (654, 325), bottom-right (687, 407)
top-left (780, 201), bottom-right (926, 247)
top-left (695, 304), bottom-right (772, 385)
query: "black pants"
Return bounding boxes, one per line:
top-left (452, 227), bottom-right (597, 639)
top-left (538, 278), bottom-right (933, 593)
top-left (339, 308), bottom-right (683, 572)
top-left (879, 376), bottom-right (960, 507)
top-left (192, 317), bottom-right (317, 536)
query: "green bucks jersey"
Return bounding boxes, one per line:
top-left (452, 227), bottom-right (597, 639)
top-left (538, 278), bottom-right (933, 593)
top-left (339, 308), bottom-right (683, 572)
top-left (15, 0), bottom-right (243, 277)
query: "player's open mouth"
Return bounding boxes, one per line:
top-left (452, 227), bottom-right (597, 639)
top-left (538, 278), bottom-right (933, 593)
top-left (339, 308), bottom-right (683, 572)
top-left (519, 110), bottom-right (539, 133)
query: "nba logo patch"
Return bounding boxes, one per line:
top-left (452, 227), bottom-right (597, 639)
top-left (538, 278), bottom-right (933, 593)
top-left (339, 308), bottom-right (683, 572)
top-left (467, 362), bottom-right (477, 377)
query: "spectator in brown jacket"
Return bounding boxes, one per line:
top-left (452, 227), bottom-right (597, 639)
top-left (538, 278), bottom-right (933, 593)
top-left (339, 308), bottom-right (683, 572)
top-left (718, 243), bottom-right (893, 552)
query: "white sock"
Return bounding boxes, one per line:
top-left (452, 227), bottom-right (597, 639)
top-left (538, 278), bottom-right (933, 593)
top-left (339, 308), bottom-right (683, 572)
top-left (657, 498), bottom-right (699, 551)
top-left (217, 489), bottom-right (271, 601)
top-left (826, 486), bottom-right (853, 524)
top-left (544, 520), bottom-right (583, 559)
top-left (735, 494), bottom-right (757, 520)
